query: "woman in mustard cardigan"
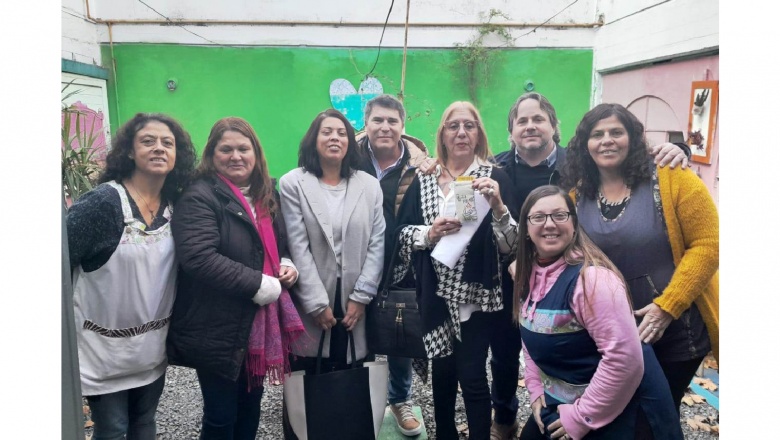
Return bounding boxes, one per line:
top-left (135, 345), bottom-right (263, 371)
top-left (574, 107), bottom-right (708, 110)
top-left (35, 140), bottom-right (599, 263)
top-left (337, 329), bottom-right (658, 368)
top-left (560, 103), bottom-right (718, 414)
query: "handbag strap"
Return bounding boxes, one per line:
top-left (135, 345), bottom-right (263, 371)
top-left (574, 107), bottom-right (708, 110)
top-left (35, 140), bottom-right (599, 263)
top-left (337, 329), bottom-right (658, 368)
top-left (379, 224), bottom-right (412, 295)
top-left (315, 319), bottom-right (358, 374)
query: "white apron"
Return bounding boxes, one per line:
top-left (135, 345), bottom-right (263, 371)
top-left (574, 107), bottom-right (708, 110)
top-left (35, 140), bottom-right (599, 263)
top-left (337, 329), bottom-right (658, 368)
top-left (72, 181), bottom-right (177, 396)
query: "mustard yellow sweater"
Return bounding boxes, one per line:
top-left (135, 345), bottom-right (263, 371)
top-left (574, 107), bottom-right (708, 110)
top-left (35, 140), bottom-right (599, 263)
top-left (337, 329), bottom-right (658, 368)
top-left (655, 165), bottom-right (719, 361)
top-left (570, 166), bottom-right (719, 360)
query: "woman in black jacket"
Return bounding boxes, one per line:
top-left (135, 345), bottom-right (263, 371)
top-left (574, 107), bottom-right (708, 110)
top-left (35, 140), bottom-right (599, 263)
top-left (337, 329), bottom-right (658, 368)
top-left (167, 117), bottom-right (305, 440)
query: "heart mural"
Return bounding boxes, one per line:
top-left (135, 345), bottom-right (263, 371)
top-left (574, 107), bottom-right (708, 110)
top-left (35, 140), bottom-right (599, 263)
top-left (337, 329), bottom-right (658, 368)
top-left (329, 77), bottom-right (383, 131)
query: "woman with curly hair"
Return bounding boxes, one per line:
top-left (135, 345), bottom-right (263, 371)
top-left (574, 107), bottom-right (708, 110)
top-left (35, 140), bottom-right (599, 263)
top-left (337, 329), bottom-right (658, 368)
top-left (560, 103), bottom-right (719, 414)
top-left (67, 113), bottom-right (197, 439)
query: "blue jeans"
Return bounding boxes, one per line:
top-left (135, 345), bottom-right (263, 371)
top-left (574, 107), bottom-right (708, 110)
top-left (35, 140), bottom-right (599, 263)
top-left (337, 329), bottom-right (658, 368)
top-left (196, 366), bottom-right (264, 440)
top-left (86, 372), bottom-right (166, 440)
top-left (387, 356), bottom-right (413, 405)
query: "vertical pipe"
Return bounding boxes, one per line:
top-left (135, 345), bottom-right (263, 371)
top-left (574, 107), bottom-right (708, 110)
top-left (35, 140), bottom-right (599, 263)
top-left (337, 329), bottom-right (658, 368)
top-left (399, 0), bottom-right (411, 104)
top-left (108, 23), bottom-right (121, 124)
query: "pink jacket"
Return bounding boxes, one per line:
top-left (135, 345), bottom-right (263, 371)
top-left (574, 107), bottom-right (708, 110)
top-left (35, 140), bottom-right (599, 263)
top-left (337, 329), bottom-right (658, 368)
top-left (521, 258), bottom-right (643, 440)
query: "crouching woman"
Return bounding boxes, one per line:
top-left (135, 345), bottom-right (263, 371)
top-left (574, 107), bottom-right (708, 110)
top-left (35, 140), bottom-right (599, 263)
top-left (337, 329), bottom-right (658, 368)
top-left (514, 185), bottom-right (681, 440)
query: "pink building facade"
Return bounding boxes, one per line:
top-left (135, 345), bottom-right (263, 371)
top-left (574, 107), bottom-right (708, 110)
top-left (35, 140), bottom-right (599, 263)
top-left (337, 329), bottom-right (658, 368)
top-left (601, 55), bottom-right (719, 205)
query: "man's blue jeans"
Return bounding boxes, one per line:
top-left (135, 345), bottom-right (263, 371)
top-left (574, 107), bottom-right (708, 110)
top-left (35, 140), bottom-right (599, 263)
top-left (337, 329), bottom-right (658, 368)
top-left (86, 372), bottom-right (166, 440)
top-left (387, 356), bottom-right (413, 405)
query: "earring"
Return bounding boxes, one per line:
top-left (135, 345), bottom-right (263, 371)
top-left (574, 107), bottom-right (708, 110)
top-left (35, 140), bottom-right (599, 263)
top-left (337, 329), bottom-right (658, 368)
top-left (525, 235), bottom-right (530, 240)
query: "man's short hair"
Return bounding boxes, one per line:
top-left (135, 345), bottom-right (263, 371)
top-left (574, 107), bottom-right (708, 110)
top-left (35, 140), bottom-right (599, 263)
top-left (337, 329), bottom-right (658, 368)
top-left (364, 94), bottom-right (406, 123)
top-left (507, 92), bottom-right (561, 144)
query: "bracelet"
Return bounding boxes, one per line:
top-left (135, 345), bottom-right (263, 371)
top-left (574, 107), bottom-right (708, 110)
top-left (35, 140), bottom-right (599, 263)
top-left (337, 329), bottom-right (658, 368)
top-left (491, 205), bottom-right (508, 222)
top-left (425, 226), bottom-right (436, 247)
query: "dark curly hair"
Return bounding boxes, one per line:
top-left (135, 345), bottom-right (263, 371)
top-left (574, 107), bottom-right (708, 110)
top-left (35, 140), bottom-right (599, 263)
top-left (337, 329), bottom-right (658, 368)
top-left (197, 117), bottom-right (277, 216)
top-left (99, 113), bottom-right (197, 202)
top-left (298, 109), bottom-right (361, 179)
top-left (560, 103), bottom-right (652, 199)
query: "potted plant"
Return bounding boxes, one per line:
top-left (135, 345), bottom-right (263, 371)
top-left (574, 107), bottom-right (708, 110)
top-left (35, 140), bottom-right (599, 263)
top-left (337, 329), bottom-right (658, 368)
top-left (61, 81), bottom-right (104, 205)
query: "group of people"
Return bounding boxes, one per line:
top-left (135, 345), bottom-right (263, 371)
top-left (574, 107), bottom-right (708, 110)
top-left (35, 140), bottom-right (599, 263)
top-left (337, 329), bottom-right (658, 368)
top-left (67, 90), bottom-right (719, 440)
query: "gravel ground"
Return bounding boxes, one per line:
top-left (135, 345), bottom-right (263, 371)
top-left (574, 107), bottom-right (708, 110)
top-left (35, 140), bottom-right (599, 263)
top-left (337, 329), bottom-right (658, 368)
top-left (83, 353), bottom-right (719, 439)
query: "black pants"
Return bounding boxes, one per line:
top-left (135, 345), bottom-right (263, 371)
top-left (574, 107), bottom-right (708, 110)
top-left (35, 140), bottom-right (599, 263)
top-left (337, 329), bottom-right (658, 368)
top-left (432, 311), bottom-right (493, 440)
top-left (489, 305), bottom-right (523, 425)
top-left (196, 366), bottom-right (263, 440)
top-left (328, 278), bottom-right (349, 363)
top-left (517, 355), bottom-right (704, 439)
top-left (659, 356), bottom-right (705, 414)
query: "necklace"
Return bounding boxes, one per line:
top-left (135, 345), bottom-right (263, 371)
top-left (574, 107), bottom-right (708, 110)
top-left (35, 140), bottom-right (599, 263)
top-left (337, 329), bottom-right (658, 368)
top-left (127, 181), bottom-right (160, 223)
top-left (597, 185), bottom-right (631, 221)
top-left (441, 164), bottom-right (469, 180)
top-left (438, 165), bottom-right (468, 193)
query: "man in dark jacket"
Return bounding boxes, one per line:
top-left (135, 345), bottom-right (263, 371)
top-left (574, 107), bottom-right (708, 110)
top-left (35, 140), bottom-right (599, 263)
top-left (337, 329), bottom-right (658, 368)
top-left (356, 94), bottom-right (429, 437)
top-left (489, 92), bottom-right (691, 439)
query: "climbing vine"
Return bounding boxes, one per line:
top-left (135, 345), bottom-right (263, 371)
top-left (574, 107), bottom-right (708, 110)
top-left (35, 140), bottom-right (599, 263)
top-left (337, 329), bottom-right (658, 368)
top-left (454, 9), bottom-right (515, 103)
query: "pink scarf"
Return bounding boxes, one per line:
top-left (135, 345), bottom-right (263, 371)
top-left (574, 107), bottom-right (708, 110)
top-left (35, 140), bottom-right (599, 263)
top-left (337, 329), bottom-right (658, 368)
top-left (217, 174), bottom-right (305, 390)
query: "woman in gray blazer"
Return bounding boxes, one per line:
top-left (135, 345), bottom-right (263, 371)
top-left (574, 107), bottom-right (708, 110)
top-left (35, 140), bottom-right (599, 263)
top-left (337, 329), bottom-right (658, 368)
top-left (279, 108), bottom-right (385, 373)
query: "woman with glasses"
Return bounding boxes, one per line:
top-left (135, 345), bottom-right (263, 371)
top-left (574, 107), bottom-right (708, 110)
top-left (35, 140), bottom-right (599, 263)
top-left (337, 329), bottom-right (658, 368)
top-left (391, 101), bottom-right (518, 440)
top-left (560, 103), bottom-right (719, 414)
top-left (513, 185), bottom-right (682, 440)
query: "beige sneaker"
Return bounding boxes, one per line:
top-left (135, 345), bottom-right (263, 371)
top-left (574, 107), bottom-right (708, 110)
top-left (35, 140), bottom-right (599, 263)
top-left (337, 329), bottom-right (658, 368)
top-left (389, 401), bottom-right (422, 436)
top-left (490, 420), bottom-right (519, 440)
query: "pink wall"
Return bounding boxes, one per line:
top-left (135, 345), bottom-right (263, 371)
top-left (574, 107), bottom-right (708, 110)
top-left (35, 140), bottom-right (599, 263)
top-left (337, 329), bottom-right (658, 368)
top-left (601, 55), bottom-right (719, 205)
top-left (61, 101), bottom-right (108, 162)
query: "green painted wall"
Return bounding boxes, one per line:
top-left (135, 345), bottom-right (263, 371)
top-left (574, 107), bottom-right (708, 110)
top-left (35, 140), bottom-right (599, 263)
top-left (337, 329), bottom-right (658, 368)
top-left (101, 44), bottom-right (592, 180)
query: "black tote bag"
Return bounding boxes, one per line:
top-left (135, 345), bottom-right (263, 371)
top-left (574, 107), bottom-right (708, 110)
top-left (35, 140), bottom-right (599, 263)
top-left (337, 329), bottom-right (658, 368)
top-left (283, 330), bottom-right (388, 440)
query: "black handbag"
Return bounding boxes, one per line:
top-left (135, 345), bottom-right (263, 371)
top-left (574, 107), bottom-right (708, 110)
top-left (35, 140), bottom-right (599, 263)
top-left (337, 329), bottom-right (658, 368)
top-left (366, 242), bottom-right (426, 359)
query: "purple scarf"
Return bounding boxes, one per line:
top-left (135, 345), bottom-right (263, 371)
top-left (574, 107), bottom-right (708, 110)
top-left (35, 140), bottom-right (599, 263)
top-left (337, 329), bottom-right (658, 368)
top-left (217, 174), bottom-right (305, 389)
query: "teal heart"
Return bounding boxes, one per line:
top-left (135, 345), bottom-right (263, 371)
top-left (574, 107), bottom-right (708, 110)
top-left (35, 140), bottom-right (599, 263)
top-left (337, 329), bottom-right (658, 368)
top-left (329, 78), bottom-right (383, 131)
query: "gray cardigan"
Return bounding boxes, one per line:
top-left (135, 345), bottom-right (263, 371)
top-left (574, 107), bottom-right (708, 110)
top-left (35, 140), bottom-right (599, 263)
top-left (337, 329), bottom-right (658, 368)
top-left (279, 168), bottom-right (385, 360)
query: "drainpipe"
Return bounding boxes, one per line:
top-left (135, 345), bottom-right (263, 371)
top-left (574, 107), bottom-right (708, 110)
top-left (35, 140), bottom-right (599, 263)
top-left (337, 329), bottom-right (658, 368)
top-left (108, 23), bottom-right (120, 123)
top-left (400, 0), bottom-right (411, 103)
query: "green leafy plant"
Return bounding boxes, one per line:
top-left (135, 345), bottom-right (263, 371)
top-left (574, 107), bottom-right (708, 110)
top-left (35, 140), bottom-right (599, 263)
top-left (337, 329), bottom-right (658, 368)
top-left (62, 81), bottom-right (103, 203)
top-left (454, 9), bottom-right (515, 103)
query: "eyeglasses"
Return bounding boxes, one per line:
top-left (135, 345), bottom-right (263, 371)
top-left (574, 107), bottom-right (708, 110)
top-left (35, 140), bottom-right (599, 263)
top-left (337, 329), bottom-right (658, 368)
top-left (443, 120), bottom-right (479, 133)
top-left (527, 212), bottom-right (573, 225)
